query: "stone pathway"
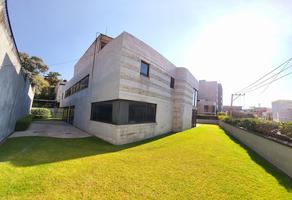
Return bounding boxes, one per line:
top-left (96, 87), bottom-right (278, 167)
top-left (10, 121), bottom-right (92, 138)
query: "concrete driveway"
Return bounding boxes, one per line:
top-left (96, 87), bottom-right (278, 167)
top-left (10, 121), bottom-right (92, 138)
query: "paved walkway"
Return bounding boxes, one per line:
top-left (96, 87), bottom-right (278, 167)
top-left (10, 121), bottom-right (92, 138)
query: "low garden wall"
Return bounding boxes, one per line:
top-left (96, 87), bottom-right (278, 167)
top-left (219, 121), bottom-right (292, 178)
top-left (197, 119), bottom-right (219, 124)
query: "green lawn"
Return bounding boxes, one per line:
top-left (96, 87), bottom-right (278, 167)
top-left (0, 125), bottom-right (291, 199)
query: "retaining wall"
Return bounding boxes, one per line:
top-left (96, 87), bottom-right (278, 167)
top-left (219, 121), bottom-right (292, 178)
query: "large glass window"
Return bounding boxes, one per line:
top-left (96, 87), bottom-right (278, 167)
top-left (90, 100), bottom-right (156, 124)
top-left (140, 60), bottom-right (149, 77)
top-left (91, 102), bottom-right (113, 123)
top-left (129, 102), bottom-right (156, 123)
top-left (65, 75), bottom-right (89, 98)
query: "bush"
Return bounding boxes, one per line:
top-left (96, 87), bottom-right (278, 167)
top-left (14, 115), bottom-right (33, 131)
top-left (238, 118), bottom-right (257, 131)
top-left (222, 117), bottom-right (292, 142)
top-left (280, 122), bottom-right (292, 137)
top-left (31, 108), bottom-right (51, 119)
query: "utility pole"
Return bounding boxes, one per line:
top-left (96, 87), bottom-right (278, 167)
top-left (230, 93), bottom-right (245, 117)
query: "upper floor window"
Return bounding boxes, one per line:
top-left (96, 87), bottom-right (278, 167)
top-left (65, 75), bottom-right (89, 98)
top-left (170, 77), bottom-right (175, 89)
top-left (193, 88), bottom-right (198, 107)
top-left (140, 60), bottom-right (149, 77)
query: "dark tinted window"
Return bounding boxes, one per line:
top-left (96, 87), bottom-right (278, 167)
top-left (170, 77), bottom-right (175, 88)
top-left (91, 102), bottom-right (113, 123)
top-left (129, 102), bottom-right (156, 123)
top-left (90, 100), bottom-right (156, 124)
top-left (193, 89), bottom-right (198, 107)
top-left (65, 75), bottom-right (89, 98)
top-left (140, 61), bottom-right (149, 77)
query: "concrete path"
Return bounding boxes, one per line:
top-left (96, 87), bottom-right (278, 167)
top-left (10, 121), bottom-right (92, 138)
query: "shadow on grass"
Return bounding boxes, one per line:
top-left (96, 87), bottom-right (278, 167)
top-left (223, 130), bottom-right (292, 192)
top-left (0, 132), bottom-right (175, 167)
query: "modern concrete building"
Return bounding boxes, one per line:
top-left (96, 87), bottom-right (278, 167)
top-left (197, 80), bottom-right (222, 115)
top-left (60, 32), bottom-right (198, 145)
top-left (0, 0), bottom-right (34, 142)
top-left (272, 100), bottom-right (292, 122)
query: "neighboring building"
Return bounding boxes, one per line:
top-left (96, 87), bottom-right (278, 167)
top-left (244, 106), bottom-right (270, 118)
top-left (272, 100), bottom-right (292, 122)
top-left (0, 0), bottom-right (34, 142)
top-left (55, 80), bottom-right (67, 103)
top-left (60, 32), bottom-right (198, 145)
top-left (222, 105), bottom-right (242, 112)
top-left (197, 80), bottom-right (223, 115)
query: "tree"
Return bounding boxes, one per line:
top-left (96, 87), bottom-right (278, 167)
top-left (19, 52), bottom-right (48, 84)
top-left (33, 75), bottom-right (50, 96)
top-left (45, 72), bottom-right (61, 86)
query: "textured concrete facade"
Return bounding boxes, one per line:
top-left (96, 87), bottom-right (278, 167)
top-left (0, 0), bottom-right (34, 142)
top-left (61, 32), bottom-right (198, 145)
top-left (272, 100), bottom-right (292, 122)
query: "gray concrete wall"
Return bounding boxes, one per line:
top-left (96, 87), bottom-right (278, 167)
top-left (219, 121), bottom-right (292, 178)
top-left (0, 1), bottom-right (33, 142)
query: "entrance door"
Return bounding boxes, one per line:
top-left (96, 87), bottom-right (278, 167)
top-left (62, 106), bottom-right (75, 124)
top-left (68, 106), bottom-right (75, 124)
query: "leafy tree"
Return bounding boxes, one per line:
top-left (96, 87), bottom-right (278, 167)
top-left (19, 52), bottom-right (48, 84)
top-left (45, 72), bottom-right (61, 86)
top-left (33, 75), bottom-right (50, 96)
top-left (19, 52), bottom-right (62, 100)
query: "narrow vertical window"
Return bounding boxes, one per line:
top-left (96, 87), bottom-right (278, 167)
top-left (140, 60), bottom-right (149, 77)
top-left (170, 77), bottom-right (175, 88)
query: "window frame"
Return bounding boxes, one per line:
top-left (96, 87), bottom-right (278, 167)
top-left (65, 74), bottom-right (89, 98)
top-left (170, 77), bottom-right (175, 89)
top-left (140, 60), bottom-right (150, 77)
top-left (90, 99), bottom-right (157, 125)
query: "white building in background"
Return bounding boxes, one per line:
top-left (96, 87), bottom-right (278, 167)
top-left (197, 80), bottom-right (222, 115)
top-left (55, 80), bottom-right (66, 103)
top-left (272, 100), bottom-right (292, 122)
top-left (60, 32), bottom-right (199, 145)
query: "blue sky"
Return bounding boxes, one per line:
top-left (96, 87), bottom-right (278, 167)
top-left (8, 0), bottom-right (292, 107)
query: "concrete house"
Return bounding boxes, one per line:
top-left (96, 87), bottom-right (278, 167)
top-left (197, 80), bottom-right (222, 115)
top-left (272, 100), bottom-right (292, 122)
top-left (60, 32), bottom-right (198, 145)
top-left (0, 0), bottom-right (34, 142)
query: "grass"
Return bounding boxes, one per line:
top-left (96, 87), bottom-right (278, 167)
top-left (0, 125), bottom-right (291, 199)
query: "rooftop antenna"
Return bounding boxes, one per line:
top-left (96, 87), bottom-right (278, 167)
top-left (105, 26), bottom-right (108, 35)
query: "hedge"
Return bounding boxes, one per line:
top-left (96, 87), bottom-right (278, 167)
top-left (31, 108), bottom-right (51, 119)
top-left (222, 117), bottom-right (292, 142)
top-left (14, 115), bottom-right (33, 131)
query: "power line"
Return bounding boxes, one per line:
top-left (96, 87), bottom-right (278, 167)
top-left (236, 57), bottom-right (292, 93)
top-left (244, 71), bottom-right (292, 94)
top-left (240, 63), bottom-right (292, 93)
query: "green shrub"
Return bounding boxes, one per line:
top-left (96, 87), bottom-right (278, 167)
top-left (280, 122), bottom-right (292, 137)
top-left (222, 117), bottom-right (292, 141)
top-left (238, 118), bottom-right (257, 131)
top-left (31, 108), bottom-right (51, 119)
top-left (14, 115), bottom-right (33, 131)
top-left (254, 120), bottom-right (279, 136)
